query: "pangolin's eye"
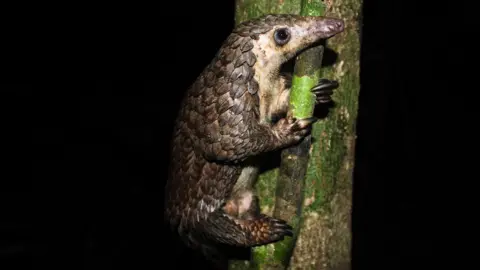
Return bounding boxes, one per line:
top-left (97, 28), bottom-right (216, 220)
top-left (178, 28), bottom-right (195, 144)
top-left (273, 28), bottom-right (291, 46)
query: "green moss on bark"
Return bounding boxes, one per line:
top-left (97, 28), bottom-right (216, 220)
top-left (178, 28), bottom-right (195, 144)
top-left (231, 0), bottom-right (361, 269)
top-left (291, 1), bottom-right (361, 269)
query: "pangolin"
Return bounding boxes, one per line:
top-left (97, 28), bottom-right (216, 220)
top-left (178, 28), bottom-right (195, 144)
top-left (164, 13), bottom-right (344, 264)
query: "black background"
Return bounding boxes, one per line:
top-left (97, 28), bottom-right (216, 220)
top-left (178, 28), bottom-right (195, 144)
top-left (2, 0), bottom-right (476, 269)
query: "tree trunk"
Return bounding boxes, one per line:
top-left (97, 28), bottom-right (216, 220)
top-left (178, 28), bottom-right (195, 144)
top-left (231, 1), bottom-right (361, 269)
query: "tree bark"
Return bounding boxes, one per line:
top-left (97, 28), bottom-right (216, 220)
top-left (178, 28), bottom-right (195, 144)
top-left (232, 1), bottom-right (361, 269)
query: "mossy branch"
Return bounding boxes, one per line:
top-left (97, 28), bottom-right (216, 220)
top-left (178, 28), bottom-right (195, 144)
top-left (269, 11), bottom-right (327, 270)
top-left (232, 0), bottom-right (361, 269)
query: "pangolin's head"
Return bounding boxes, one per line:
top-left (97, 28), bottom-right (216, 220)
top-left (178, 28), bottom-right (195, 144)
top-left (231, 14), bottom-right (344, 71)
